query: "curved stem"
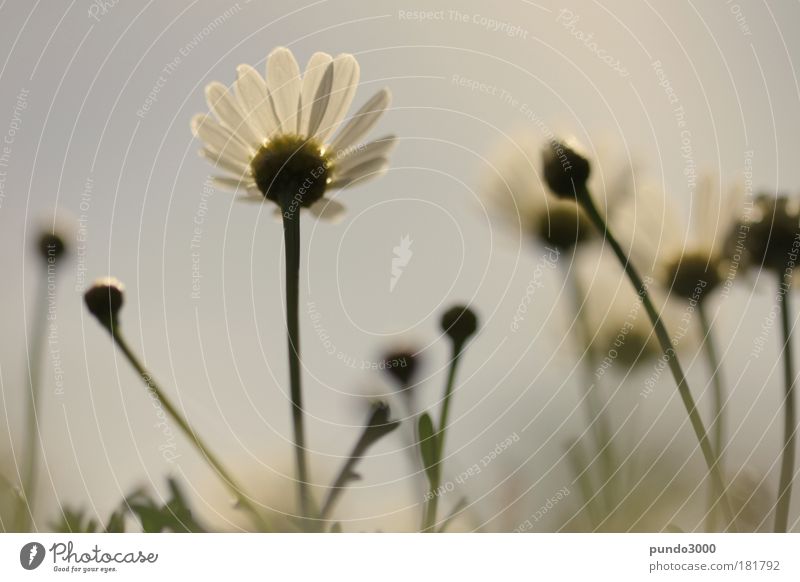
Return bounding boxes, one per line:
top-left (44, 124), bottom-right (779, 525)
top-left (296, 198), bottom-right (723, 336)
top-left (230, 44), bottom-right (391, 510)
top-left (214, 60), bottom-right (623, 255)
top-left (112, 330), bottom-right (270, 532)
top-left (577, 188), bottom-right (736, 531)
top-left (15, 264), bottom-right (49, 531)
top-left (775, 281), bottom-right (796, 532)
top-left (423, 341), bottom-right (463, 532)
top-left (281, 195), bottom-right (311, 520)
top-left (698, 302), bottom-right (725, 531)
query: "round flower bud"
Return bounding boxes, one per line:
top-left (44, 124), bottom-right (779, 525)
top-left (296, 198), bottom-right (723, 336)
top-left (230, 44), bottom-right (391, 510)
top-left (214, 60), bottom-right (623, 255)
top-left (382, 349), bottom-right (420, 387)
top-left (440, 304), bottom-right (479, 345)
top-left (542, 140), bottom-right (591, 199)
top-left (84, 277), bottom-right (125, 329)
top-left (37, 231), bottom-right (67, 263)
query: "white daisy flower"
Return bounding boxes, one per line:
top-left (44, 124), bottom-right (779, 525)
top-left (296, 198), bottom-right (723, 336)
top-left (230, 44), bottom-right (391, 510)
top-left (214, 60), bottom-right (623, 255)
top-left (191, 47), bottom-right (394, 221)
top-left (576, 247), bottom-right (661, 368)
top-left (616, 175), bottom-right (743, 302)
top-left (481, 132), bottom-right (635, 250)
top-left (741, 193), bottom-right (800, 274)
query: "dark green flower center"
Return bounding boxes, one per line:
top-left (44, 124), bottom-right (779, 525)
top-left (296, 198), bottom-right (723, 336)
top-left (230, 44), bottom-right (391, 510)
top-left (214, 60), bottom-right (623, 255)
top-left (745, 195), bottom-right (800, 272)
top-left (664, 252), bottom-right (723, 301)
top-left (250, 134), bottom-right (331, 208)
top-left (537, 202), bottom-right (594, 250)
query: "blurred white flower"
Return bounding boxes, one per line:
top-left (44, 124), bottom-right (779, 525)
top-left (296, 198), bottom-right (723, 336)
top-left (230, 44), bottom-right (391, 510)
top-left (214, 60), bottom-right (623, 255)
top-left (740, 193), bottom-right (800, 275)
top-left (575, 247), bottom-right (664, 369)
top-left (616, 175), bottom-right (743, 302)
top-left (192, 47), bottom-right (394, 221)
top-left (480, 132), bottom-right (635, 250)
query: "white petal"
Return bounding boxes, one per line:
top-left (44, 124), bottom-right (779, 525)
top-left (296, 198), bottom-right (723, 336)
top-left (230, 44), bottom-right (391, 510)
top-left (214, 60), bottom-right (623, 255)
top-left (200, 147), bottom-right (251, 176)
top-left (236, 191), bottom-right (266, 204)
top-left (315, 54), bottom-right (360, 143)
top-left (307, 63), bottom-right (335, 139)
top-left (205, 82), bottom-right (262, 148)
top-left (191, 114), bottom-right (253, 163)
top-left (328, 89), bottom-right (391, 154)
top-left (330, 156), bottom-right (389, 189)
top-left (266, 47), bottom-right (301, 132)
top-left (212, 176), bottom-right (249, 191)
top-left (333, 135), bottom-right (396, 175)
top-left (235, 64), bottom-right (277, 141)
top-left (308, 197), bottom-right (346, 222)
top-left (299, 52), bottom-right (333, 135)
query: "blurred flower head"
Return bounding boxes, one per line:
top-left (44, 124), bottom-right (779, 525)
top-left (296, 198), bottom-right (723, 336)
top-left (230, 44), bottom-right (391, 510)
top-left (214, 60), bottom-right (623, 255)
top-left (84, 277), bottom-right (125, 329)
top-left (576, 248), bottom-right (663, 369)
top-left (617, 175), bottom-right (743, 303)
top-left (542, 139), bottom-right (591, 199)
top-left (381, 347), bottom-right (421, 388)
top-left (739, 193), bottom-right (800, 274)
top-left (192, 47), bottom-right (394, 221)
top-left (481, 132), bottom-right (634, 251)
top-left (440, 304), bottom-right (479, 345)
top-left (34, 212), bottom-right (74, 265)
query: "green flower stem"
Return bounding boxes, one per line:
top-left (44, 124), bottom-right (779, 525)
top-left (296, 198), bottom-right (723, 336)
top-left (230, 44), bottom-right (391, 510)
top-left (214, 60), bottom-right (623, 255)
top-left (422, 340), bottom-right (464, 532)
top-left (280, 194), bottom-right (311, 520)
top-left (319, 406), bottom-right (399, 523)
top-left (563, 262), bottom-right (618, 512)
top-left (15, 264), bottom-right (49, 531)
top-left (319, 446), bottom-right (367, 524)
top-left (698, 302), bottom-right (726, 531)
top-left (775, 279), bottom-right (797, 533)
top-left (566, 439), bottom-right (602, 529)
top-left (111, 330), bottom-right (270, 532)
top-left (577, 187), bottom-right (736, 531)
top-left (697, 303), bottom-right (725, 464)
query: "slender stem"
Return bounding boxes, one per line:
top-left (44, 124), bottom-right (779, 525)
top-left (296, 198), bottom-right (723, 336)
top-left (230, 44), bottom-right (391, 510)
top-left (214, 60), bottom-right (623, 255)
top-left (280, 194), bottom-right (311, 519)
top-left (563, 261), bottom-right (618, 512)
top-left (423, 341), bottom-right (463, 532)
top-left (15, 264), bottom-right (49, 531)
top-left (698, 303), bottom-right (725, 464)
top-left (319, 405), bottom-right (399, 524)
top-left (698, 302), bottom-right (725, 531)
top-left (319, 450), bottom-right (363, 523)
top-left (775, 279), bottom-right (796, 532)
top-left (577, 188), bottom-right (736, 531)
top-left (112, 330), bottom-right (270, 532)
top-left (566, 440), bottom-right (602, 529)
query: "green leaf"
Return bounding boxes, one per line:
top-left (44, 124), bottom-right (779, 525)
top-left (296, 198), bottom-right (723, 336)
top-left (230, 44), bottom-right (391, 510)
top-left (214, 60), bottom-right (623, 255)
top-left (418, 413), bottom-right (438, 484)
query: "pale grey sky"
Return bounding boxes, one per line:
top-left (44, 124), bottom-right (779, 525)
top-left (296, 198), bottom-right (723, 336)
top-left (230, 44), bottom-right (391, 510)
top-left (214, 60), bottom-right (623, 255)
top-left (1, 0), bottom-right (799, 531)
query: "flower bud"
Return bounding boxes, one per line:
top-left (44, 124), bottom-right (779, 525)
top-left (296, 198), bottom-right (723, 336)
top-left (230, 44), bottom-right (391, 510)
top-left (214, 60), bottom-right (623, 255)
top-left (37, 231), bottom-right (67, 263)
top-left (440, 304), bottom-right (478, 345)
top-left (84, 277), bottom-right (125, 329)
top-left (542, 140), bottom-right (591, 200)
top-left (382, 348), bottom-right (420, 387)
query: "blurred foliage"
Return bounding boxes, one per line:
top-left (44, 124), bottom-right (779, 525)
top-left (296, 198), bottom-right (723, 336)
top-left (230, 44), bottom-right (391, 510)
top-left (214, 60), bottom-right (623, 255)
top-left (50, 478), bottom-right (204, 533)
